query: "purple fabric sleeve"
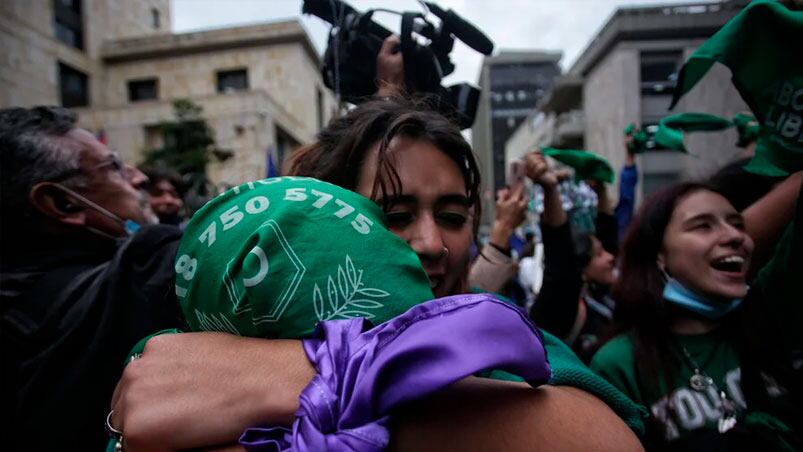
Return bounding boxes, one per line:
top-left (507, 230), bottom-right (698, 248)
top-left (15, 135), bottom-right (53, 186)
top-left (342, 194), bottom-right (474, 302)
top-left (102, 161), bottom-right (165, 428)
top-left (240, 294), bottom-right (551, 451)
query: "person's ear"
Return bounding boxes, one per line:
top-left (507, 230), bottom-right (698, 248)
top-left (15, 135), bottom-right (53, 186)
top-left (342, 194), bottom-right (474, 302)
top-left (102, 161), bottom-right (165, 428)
top-left (29, 182), bottom-right (87, 227)
top-left (656, 252), bottom-right (667, 274)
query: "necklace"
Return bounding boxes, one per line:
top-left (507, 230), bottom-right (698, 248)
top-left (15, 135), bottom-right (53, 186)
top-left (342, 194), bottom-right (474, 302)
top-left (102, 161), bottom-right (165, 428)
top-left (678, 344), bottom-right (738, 433)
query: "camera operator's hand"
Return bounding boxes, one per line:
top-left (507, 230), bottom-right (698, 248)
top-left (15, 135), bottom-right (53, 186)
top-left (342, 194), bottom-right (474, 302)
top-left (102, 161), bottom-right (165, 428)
top-left (377, 35), bottom-right (405, 96)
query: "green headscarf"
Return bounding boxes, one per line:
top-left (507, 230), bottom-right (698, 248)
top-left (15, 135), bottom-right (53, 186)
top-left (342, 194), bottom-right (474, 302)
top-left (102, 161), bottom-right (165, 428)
top-left (542, 148), bottom-right (615, 183)
top-left (670, 0), bottom-right (803, 176)
top-left (175, 176), bottom-right (435, 339)
top-left (654, 113), bottom-right (734, 153)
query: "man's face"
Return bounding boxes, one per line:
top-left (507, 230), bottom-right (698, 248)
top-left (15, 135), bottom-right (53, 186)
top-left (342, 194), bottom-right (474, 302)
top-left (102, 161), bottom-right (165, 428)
top-left (61, 129), bottom-right (152, 236)
top-left (149, 179), bottom-right (184, 219)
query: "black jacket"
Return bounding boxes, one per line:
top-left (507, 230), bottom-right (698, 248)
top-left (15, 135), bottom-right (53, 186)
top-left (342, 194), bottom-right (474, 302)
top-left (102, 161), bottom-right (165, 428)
top-left (1, 225), bottom-right (185, 451)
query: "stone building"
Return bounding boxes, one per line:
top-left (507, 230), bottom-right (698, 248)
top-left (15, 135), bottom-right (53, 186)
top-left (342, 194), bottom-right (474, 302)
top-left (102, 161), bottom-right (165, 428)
top-left (472, 51), bottom-right (562, 226)
top-left (505, 0), bottom-right (751, 205)
top-left (504, 74), bottom-right (584, 166)
top-left (0, 0), bottom-right (335, 184)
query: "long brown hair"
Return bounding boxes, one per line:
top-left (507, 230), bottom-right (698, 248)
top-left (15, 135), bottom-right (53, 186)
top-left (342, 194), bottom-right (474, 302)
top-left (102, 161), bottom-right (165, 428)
top-left (285, 96), bottom-right (482, 235)
top-left (607, 182), bottom-right (722, 389)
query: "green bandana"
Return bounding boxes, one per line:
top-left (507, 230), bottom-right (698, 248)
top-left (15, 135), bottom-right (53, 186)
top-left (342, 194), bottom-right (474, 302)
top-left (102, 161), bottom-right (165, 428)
top-left (175, 176), bottom-right (435, 339)
top-left (654, 113), bottom-right (734, 153)
top-left (542, 148), bottom-right (615, 183)
top-left (670, 0), bottom-right (803, 176)
top-left (733, 112), bottom-right (760, 147)
top-left (624, 123), bottom-right (651, 154)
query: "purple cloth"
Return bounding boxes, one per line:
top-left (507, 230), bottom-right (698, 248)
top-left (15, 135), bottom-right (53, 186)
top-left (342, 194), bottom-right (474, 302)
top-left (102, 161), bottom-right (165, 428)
top-left (240, 294), bottom-right (551, 451)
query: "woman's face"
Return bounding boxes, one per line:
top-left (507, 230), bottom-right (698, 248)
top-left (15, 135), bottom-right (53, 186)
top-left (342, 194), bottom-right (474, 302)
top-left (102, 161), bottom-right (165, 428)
top-left (659, 190), bottom-right (754, 301)
top-left (584, 236), bottom-right (615, 287)
top-left (356, 137), bottom-right (473, 298)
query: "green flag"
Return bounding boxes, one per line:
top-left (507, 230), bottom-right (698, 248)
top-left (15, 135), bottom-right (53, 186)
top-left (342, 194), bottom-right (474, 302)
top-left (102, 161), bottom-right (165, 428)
top-left (670, 0), bottom-right (803, 176)
top-left (542, 148), bottom-right (615, 183)
top-left (175, 176), bottom-right (435, 339)
top-left (654, 113), bottom-right (734, 153)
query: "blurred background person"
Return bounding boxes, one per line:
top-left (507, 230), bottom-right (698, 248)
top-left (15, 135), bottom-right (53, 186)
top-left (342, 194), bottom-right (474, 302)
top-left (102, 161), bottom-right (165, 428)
top-left (139, 165), bottom-right (186, 226)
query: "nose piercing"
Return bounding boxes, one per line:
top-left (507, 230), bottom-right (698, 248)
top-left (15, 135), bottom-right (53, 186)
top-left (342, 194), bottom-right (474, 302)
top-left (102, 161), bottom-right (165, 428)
top-left (440, 246), bottom-right (450, 258)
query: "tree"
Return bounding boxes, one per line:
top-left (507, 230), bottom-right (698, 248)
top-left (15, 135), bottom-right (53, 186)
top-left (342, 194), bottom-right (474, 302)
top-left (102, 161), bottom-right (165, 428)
top-left (142, 98), bottom-right (232, 178)
top-left (142, 98), bottom-right (232, 213)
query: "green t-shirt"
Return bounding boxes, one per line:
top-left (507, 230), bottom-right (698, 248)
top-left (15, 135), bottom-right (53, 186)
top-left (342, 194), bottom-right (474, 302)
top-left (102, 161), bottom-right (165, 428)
top-left (591, 332), bottom-right (753, 442)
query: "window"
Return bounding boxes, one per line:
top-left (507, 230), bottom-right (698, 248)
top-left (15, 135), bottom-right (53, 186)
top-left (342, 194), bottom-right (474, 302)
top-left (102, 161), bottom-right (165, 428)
top-left (640, 51), bottom-right (681, 95)
top-left (53, 0), bottom-right (83, 50)
top-left (151, 8), bottom-right (161, 29)
top-left (128, 78), bottom-right (158, 102)
top-left (217, 69), bottom-right (248, 93)
top-left (59, 62), bottom-right (88, 107)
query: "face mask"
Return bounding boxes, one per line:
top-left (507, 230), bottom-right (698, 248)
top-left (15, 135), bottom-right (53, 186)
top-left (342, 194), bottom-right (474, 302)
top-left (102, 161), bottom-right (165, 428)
top-left (52, 183), bottom-right (141, 237)
top-left (662, 277), bottom-right (744, 320)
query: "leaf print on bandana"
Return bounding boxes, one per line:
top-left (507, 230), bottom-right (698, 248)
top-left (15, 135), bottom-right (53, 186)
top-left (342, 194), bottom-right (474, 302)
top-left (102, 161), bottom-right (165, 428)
top-left (313, 255), bottom-right (390, 321)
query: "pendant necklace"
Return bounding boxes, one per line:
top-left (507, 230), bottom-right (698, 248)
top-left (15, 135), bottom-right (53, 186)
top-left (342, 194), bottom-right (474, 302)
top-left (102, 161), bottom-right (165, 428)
top-left (678, 344), bottom-right (738, 433)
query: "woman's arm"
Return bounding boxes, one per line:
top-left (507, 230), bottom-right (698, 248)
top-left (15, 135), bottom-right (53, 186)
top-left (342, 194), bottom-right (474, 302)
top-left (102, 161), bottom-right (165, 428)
top-left (390, 378), bottom-right (644, 452)
top-left (112, 334), bottom-right (643, 452)
top-left (743, 170), bottom-right (802, 271)
top-left (111, 333), bottom-right (314, 451)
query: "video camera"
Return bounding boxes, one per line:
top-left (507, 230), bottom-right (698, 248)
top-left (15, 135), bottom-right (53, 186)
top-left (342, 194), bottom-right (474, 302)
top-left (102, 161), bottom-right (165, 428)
top-left (302, 0), bottom-right (494, 128)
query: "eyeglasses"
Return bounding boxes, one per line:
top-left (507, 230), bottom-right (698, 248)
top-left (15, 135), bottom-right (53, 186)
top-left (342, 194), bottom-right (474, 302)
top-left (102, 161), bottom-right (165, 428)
top-left (49, 151), bottom-right (129, 183)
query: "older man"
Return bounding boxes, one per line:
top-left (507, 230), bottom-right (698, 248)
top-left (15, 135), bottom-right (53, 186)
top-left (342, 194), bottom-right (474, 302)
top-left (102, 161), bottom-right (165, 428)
top-left (0, 106), bottom-right (184, 451)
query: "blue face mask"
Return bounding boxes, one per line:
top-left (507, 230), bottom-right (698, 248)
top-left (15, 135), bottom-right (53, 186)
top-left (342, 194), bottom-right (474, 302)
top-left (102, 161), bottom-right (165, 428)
top-left (123, 219), bottom-right (141, 235)
top-left (662, 277), bottom-right (744, 320)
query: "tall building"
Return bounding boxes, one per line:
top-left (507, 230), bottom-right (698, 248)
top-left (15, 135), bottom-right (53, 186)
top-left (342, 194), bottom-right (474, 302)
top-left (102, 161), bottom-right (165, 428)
top-left (569, 0), bottom-right (749, 202)
top-left (0, 0), bottom-right (335, 184)
top-left (472, 51), bottom-right (561, 226)
top-left (505, 74), bottom-right (584, 166)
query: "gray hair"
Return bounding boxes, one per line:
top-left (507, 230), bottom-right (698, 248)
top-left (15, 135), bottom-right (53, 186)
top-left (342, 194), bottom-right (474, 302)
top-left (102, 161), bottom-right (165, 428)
top-left (0, 106), bottom-right (84, 217)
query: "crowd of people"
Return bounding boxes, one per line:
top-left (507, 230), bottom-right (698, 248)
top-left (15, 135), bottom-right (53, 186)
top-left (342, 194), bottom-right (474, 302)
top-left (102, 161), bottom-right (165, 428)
top-left (2, 1), bottom-right (802, 451)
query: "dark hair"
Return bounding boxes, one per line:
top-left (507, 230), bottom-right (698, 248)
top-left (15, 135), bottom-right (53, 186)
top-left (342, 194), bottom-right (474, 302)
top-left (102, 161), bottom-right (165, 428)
top-left (0, 106), bottom-right (81, 214)
top-left (139, 164), bottom-right (186, 197)
top-left (286, 96), bottom-right (482, 235)
top-left (0, 107), bottom-right (83, 248)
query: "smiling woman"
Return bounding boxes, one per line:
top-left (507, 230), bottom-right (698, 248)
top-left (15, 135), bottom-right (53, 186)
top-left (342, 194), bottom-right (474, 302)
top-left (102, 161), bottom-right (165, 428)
top-left (590, 181), bottom-right (803, 449)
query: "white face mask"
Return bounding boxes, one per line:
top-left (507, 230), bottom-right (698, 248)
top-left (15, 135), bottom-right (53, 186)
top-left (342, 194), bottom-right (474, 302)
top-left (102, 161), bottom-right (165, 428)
top-left (51, 183), bottom-right (141, 237)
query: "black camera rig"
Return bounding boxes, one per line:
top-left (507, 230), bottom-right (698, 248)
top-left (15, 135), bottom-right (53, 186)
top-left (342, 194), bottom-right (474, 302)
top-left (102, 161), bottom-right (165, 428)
top-left (302, 0), bottom-right (494, 128)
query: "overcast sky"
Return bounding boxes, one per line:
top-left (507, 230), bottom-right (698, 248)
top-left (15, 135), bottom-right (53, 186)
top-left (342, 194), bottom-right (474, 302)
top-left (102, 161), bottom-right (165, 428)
top-left (173, 0), bottom-right (712, 86)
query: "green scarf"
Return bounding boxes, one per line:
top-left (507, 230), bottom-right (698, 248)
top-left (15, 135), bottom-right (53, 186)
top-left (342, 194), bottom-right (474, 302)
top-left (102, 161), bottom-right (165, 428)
top-left (624, 123), bottom-right (651, 154)
top-left (670, 0), bottom-right (803, 176)
top-left (655, 113), bottom-right (735, 153)
top-left (733, 112), bottom-right (760, 147)
top-left (175, 176), bottom-right (435, 338)
top-left (542, 148), bottom-right (615, 183)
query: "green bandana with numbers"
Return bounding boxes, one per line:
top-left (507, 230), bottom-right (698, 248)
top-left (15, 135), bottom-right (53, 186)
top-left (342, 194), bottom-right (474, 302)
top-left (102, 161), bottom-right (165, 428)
top-left (175, 176), bottom-right (435, 339)
top-left (669, 0), bottom-right (803, 176)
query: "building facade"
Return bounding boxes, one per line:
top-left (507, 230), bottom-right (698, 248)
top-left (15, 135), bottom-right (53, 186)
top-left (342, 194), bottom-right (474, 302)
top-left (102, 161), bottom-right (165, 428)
top-left (504, 74), bottom-right (584, 166)
top-left (569, 0), bottom-right (749, 203)
top-left (504, 0), bottom-right (752, 207)
top-left (472, 51), bottom-right (561, 226)
top-left (0, 0), bottom-right (335, 184)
